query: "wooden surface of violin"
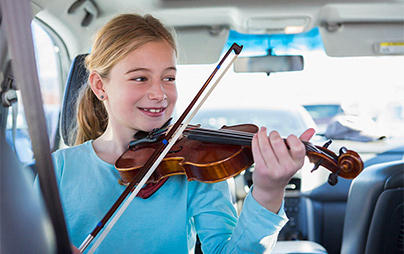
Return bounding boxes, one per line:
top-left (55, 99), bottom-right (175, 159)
top-left (116, 124), bottom-right (258, 184)
top-left (115, 123), bottom-right (364, 186)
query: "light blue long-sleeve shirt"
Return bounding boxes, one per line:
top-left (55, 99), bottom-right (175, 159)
top-left (50, 140), bottom-right (288, 253)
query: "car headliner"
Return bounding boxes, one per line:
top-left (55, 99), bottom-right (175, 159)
top-left (32, 0), bottom-right (404, 63)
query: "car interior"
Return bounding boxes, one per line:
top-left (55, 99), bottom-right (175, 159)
top-left (1, 0), bottom-right (404, 253)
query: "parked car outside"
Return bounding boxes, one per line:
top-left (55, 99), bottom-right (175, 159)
top-left (303, 104), bottom-right (344, 134)
top-left (190, 105), bottom-right (318, 137)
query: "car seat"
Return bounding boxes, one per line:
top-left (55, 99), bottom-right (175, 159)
top-left (300, 177), bottom-right (352, 254)
top-left (341, 160), bottom-right (404, 254)
top-left (60, 54), bottom-right (89, 146)
top-left (1, 112), bottom-right (56, 253)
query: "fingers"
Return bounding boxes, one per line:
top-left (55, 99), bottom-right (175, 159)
top-left (252, 127), bottom-right (312, 171)
top-left (286, 134), bottom-right (306, 161)
top-left (299, 128), bottom-right (316, 142)
top-left (254, 128), bottom-right (308, 168)
top-left (255, 127), bottom-right (279, 168)
top-left (254, 127), bottom-right (294, 168)
top-left (251, 131), bottom-right (266, 168)
top-left (267, 130), bottom-right (289, 163)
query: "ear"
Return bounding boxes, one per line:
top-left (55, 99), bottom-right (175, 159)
top-left (89, 71), bottom-right (107, 100)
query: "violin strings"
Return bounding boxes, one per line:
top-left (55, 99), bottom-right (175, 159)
top-left (185, 127), bottom-right (253, 141)
top-left (185, 127), bottom-right (338, 162)
top-left (303, 141), bottom-right (338, 161)
top-left (186, 127), bottom-right (253, 137)
top-left (186, 131), bottom-right (252, 145)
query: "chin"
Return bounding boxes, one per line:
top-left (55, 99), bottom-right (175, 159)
top-left (140, 121), bottom-right (167, 132)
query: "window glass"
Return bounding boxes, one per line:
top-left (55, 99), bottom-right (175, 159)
top-left (5, 19), bottom-right (64, 165)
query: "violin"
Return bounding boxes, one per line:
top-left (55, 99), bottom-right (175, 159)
top-left (115, 123), bottom-right (364, 187)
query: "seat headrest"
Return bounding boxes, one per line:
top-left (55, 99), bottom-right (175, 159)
top-left (60, 54), bottom-right (89, 146)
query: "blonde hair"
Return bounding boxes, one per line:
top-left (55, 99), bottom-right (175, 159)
top-left (74, 14), bottom-right (177, 145)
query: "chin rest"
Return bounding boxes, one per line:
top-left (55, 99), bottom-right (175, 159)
top-left (273, 240), bottom-right (327, 253)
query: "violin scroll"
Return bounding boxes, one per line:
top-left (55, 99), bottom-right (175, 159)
top-left (305, 140), bottom-right (364, 185)
top-left (337, 149), bottom-right (363, 179)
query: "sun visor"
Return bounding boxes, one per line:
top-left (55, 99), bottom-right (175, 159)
top-left (319, 4), bottom-right (404, 57)
top-left (174, 26), bottom-right (229, 64)
top-left (320, 22), bottom-right (404, 57)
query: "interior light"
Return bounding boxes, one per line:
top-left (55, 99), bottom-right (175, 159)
top-left (247, 16), bottom-right (310, 34)
top-left (284, 26), bottom-right (305, 34)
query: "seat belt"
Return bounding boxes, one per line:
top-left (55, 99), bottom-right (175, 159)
top-left (0, 0), bottom-right (71, 253)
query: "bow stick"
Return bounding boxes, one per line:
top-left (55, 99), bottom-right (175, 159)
top-left (80, 43), bottom-right (243, 253)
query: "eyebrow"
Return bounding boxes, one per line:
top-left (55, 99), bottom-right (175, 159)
top-left (125, 66), bottom-right (177, 75)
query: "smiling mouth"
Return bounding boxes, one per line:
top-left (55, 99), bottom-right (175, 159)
top-left (139, 107), bottom-right (166, 113)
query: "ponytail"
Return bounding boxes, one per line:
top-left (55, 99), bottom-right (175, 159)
top-left (74, 85), bottom-right (108, 145)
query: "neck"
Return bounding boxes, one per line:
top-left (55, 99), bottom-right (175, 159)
top-left (92, 124), bottom-right (136, 164)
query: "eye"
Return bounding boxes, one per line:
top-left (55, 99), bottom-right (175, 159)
top-left (132, 76), bottom-right (147, 82)
top-left (163, 76), bottom-right (176, 82)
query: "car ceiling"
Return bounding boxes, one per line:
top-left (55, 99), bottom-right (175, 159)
top-left (31, 0), bottom-right (404, 64)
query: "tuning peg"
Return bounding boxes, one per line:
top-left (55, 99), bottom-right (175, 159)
top-left (339, 146), bottom-right (347, 156)
top-left (323, 139), bottom-right (332, 148)
top-left (310, 140), bottom-right (332, 172)
top-left (311, 158), bottom-right (323, 172)
top-left (328, 172), bottom-right (338, 186)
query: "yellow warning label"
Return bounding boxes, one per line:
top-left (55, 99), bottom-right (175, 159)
top-left (380, 42), bottom-right (404, 46)
top-left (378, 42), bottom-right (404, 54)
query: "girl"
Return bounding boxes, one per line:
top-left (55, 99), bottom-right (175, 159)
top-left (54, 13), bottom-right (314, 253)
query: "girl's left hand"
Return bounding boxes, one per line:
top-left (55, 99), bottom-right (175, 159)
top-left (251, 127), bottom-right (315, 213)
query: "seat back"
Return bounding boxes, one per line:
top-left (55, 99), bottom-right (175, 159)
top-left (341, 160), bottom-right (404, 254)
top-left (301, 178), bottom-right (352, 254)
top-left (60, 54), bottom-right (89, 146)
top-left (1, 129), bottom-right (56, 253)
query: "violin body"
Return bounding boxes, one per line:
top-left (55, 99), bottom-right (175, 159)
top-left (116, 124), bottom-right (258, 184)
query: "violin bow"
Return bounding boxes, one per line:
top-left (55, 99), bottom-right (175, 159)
top-left (80, 43), bottom-right (243, 253)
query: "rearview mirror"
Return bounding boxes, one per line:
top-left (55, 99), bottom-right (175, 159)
top-left (234, 55), bottom-right (304, 74)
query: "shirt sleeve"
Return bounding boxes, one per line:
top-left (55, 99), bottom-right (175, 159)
top-left (231, 190), bottom-right (289, 253)
top-left (189, 181), bottom-right (288, 254)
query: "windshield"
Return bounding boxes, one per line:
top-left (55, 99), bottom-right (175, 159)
top-left (177, 28), bottom-right (404, 134)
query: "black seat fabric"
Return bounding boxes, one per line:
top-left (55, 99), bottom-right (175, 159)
top-left (1, 132), bottom-right (56, 253)
top-left (60, 54), bottom-right (89, 146)
top-left (301, 178), bottom-right (352, 254)
top-left (341, 160), bottom-right (404, 254)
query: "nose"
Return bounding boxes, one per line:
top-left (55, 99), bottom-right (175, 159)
top-left (148, 83), bottom-right (167, 101)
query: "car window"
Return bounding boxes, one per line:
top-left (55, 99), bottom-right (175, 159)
top-left (5, 19), bottom-right (67, 165)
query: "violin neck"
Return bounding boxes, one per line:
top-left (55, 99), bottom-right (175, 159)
top-left (184, 127), bottom-right (319, 154)
top-left (186, 131), bottom-right (251, 146)
top-left (185, 128), bottom-right (252, 146)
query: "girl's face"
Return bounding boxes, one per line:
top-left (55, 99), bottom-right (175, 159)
top-left (103, 40), bottom-right (177, 134)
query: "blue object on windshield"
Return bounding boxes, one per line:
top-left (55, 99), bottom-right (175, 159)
top-left (224, 27), bottom-right (323, 56)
